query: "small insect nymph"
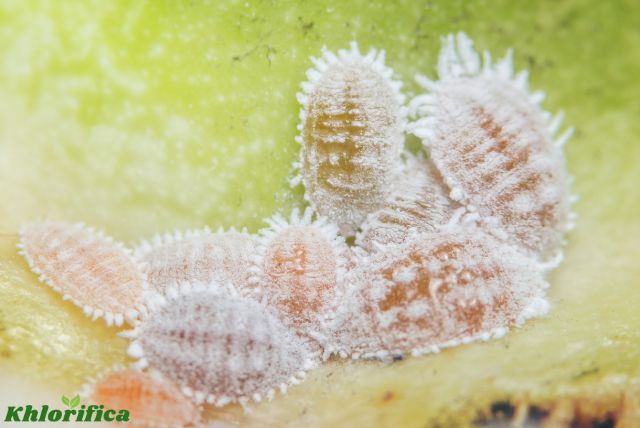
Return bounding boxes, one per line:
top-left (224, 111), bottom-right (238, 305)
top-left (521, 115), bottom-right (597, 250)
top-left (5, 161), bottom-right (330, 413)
top-left (134, 227), bottom-right (256, 296)
top-left (293, 41), bottom-right (407, 236)
top-left (83, 369), bottom-right (201, 427)
top-left (18, 221), bottom-right (145, 326)
top-left (356, 153), bottom-right (456, 252)
top-left (249, 208), bottom-right (349, 339)
top-left (126, 283), bottom-right (317, 406)
top-left (329, 222), bottom-right (550, 359)
top-left (409, 32), bottom-right (574, 262)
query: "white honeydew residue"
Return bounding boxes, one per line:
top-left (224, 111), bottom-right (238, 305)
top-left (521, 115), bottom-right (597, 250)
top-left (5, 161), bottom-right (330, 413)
top-left (127, 284), bottom-right (318, 406)
top-left (293, 42), bottom-right (407, 236)
top-left (409, 32), bottom-right (575, 263)
top-left (17, 221), bottom-right (145, 326)
top-left (134, 227), bottom-right (256, 296)
top-left (326, 220), bottom-right (550, 360)
top-left (248, 207), bottom-right (350, 340)
top-left (356, 152), bottom-right (458, 252)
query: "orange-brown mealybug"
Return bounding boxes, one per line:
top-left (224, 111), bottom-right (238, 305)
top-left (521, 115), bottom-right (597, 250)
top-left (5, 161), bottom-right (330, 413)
top-left (293, 42), bottom-right (407, 236)
top-left (82, 368), bottom-right (200, 427)
top-left (327, 221), bottom-right (549, 360)
top-left (18, 221), bottom-right (146, 326)
top-left (249, 208), bottom-right (350, 342)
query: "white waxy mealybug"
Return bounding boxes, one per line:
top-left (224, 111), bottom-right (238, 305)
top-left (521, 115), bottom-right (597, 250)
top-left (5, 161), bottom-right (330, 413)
top-left (82, 368), bottom-right (200, 427)
top-left (126, 283), bottom-right (317, 406)
top-left (409, 32), bottom-right (574, 262)
top-left (134, 227), bottom-right (256, 296)
top-left (249, 208), bottom-right (349, 340)
top-left (293, 41), bottom-right (407, 236)
top-left (326, 221), bottom-right (549, 360)
top-left (356, 153), bottom-right (457, 252)
top-left (18, 221), bottom-right (145, 326)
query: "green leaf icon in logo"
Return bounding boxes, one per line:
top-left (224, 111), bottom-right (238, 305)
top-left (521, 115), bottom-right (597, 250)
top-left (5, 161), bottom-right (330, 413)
top-left (61, 394), bottom-right (80, 408)
top-left (69, 394), bottom-right (81, 409)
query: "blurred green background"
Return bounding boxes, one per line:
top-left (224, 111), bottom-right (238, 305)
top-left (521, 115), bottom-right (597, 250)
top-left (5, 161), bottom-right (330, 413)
top-left (1, 0), bottom-right (637, 238)
top-left (0, 1), bottom-right (639, 426)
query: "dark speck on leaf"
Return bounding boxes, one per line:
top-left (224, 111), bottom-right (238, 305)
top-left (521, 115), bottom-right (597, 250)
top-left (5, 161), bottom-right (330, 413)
top-left (573, 367), bottom-right (599, 380)
top-left (590, 415), bottom-right (616, 428)
top-left (526, 405), bottom-right (549, 423)
top-left (298, 17), bottom-right (314, 36)
top-left (491, 401), bottom-right (515, 420)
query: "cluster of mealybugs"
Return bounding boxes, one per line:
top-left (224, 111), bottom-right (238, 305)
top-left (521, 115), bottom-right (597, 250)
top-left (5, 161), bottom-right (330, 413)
top-left (18, 33), bottom-right (574, 426)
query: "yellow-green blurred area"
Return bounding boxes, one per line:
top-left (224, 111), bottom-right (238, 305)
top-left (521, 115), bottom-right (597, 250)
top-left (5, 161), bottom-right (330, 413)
top-left (0, 0), bottom-right (639, 426)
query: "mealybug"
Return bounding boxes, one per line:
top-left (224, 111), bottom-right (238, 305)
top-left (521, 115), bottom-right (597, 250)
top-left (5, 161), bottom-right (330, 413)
top-left (83, 369), bottom-right (200, 427)
top-left (18, 221), bottom-right (145, 326)
top-left (327, 222), bottom-right (549, 359)
top-left (126, 283), bottom-right (317, 406)
top-left (293, 42), bottom-right (407, 236)
top-left (356, 153), bottom-right (456, 252)
top-left (249, 208), bottom-right (349, 340)
top-left (134, 227), bottom-right (256, 296)
top-left (410, 33), bottom-right (575, 262)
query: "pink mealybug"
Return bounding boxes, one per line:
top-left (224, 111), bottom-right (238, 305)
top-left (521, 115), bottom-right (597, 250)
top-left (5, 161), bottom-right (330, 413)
top-left (249, 208), bottom-right (350, 340)
top-left (293, 42), bottom-right (407, 236)
top-left (18, 221), bottom-right (145, 326)
top-left (82, 368), bottom-right (201, 427)
top-left (409, 32), bottom-right (575, 263)
top-left (134, 227), bottom-right (256, 296)
top-left (125, 283), bottom-right (317, 406)
top-left (326, 221), bottom-right (550, 360)
top-left (356, 153), bottom-right (457, 252)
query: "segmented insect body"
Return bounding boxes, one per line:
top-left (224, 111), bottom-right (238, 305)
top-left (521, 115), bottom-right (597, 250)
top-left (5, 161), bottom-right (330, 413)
top-left (83, 369), bottom-right (200, 427)
top-left (410, 33), bottom-right (574, 261)
top-left (356, 153), bottom-right (456, 252)
top-left (18, 221), bottom-right (145, 326)
top-left (249, 208), bottom-right (349, 339)
top-left (327, 222), bottom-right (549, 359)
top-left (294, 42), bottom-right (406, 236)
top-left (134, 228), bottom-right (256, 296)
top-left (126, 284), bottom-right (317, 406)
